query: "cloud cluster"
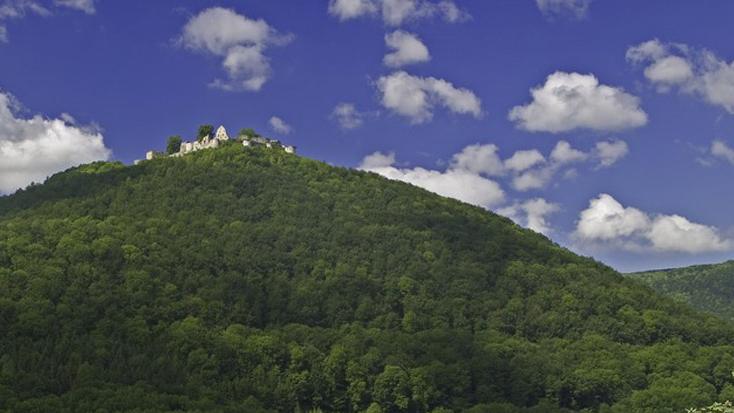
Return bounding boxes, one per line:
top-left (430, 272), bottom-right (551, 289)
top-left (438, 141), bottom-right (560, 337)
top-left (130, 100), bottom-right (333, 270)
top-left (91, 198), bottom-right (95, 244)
top-left (536, 0), bottom-right (592, 19)
top-left (269, 116), bottom-right (292, 134)
top-left (377, 71), bottom-right (482, 123)
top-left (507, 139), bottom-right (628, 191)
top-left (384, 30), bottom-right (430, 68)
top-left (331, 102), bottom-right (367, 130)
top-left (328, 0), bottom-right (468, 26)
top-left (575, 194), bottom-right (732, 253)
top-left (711, 139), bottom-right (734, 164)
top-left (509, 71), bottom-right (648, 133)
top-left (359, 145), bottom-right (564, 235)
top-left (627, 39), bottom-right (734, 113)
top-left (54, 0), bottom-right (95, 14)
top-left (180, 7), bottom-right (293, 92)
top-left (0, 91), bottom-right (111, 194)
top-left (358, 138), bottom-right (630, 234)
top-left (359, 150), bottom-right (506, 208)
top-left (498, 198), bottom-right (560, 235)
top-left (0, 0), bottom-right (95, 42)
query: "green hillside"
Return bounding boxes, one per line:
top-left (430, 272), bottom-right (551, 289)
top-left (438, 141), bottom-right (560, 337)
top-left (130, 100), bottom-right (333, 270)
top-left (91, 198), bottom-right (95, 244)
top-left (2, 142), bottom-right (734, 412)
top-left (632, 261), bottom-right (734, 322)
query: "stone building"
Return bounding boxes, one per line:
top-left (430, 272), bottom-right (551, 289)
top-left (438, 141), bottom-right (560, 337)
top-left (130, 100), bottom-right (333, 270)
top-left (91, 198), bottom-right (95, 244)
top-left (140, 125), bottom-right (295, 163)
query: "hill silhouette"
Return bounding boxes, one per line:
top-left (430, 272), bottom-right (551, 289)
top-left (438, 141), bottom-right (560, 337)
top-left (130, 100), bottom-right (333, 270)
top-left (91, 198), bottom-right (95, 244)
top-left (1, 143), bottom-right (734, 412)
top-left (632, 261), bottom-right (734, 322)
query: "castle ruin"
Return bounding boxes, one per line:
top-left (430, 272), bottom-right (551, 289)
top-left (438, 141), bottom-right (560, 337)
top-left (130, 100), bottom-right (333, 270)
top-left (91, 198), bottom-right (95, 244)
top-left (142, 125), bottom-right (296, 163)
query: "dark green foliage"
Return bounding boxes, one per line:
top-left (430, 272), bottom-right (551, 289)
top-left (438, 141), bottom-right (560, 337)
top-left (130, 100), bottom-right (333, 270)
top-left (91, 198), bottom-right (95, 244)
top-left (197, 124), bottom-right (213, 141)
top-left (632, 261), bottom-right (734, 321)
top-left (1, 145), bottom-right (734, 412)
top-left (166, 135), bottom-right (182, 154)
top-left (239, 127), bottom-right (260, 138)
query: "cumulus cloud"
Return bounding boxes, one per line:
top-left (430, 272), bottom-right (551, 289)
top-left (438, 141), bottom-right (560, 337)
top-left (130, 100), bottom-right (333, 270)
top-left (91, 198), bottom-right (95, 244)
top-left (509, 71), bottom-right (648, 133)
top-left (54, 0), bottom-right (95, 14)
top-left (328, 0), bottom-right (378, 20)
top-left (358, 139), bottom-right (631, 233)
top-left (384, 30), bottom-right (430, 68)
top-left (595, 140), bottom-right (628, 167)
top-left (328, 0), bottom-right (468, 26)
top-left (508, 139), bottom-right (627, 191)
top-left (377, 71), bottom-right (482, 123)
top-left (504, 149), bottom-right (545, 173)
top-left (536, 0), bottom-right (591, 19)
top-left (269, 116), bottom-right (292, 134)
top-left (0, 0), bottom-right (95, 42)
top-left (360, 151), bottom-right (396, 169)
top-left (0, 91), bottom-right (111, 194)
top-left (449, 143), bottom-right (505, 176)
top-left (575, 193), bottom-right (732, 253)
top-left (628, 39), bottom-right (734, 113)
top-left (498, 198), bottom-right (560, 235)
top-left (711, 139), bottom-right (734, 164)
top-left (331, 102), bottom-right (366, 130)
top-left (550, 140), bottom-right (588, 164)
top-left (359, 147), bottom-right (505, 208)
top-left (179, 7), bottom-right (293, 92)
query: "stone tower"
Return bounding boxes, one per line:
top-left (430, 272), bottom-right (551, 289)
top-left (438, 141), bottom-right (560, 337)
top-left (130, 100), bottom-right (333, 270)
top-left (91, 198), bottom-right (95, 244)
top-left (215, 126), bottom-right (229, 141)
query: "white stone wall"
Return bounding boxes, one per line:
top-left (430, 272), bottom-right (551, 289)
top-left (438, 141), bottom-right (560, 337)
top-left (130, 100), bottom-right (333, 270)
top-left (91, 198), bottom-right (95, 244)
top-left (144, 125), bottom-right (296, 161)
top-left (215, 126), bottom-right (229, 141)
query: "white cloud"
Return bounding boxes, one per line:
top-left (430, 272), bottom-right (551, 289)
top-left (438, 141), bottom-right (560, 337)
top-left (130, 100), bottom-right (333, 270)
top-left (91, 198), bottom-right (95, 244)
top-left (377, 71), bottom-right (481, 124)
top-left (536, 0), bottom-right (592, 19)
top-left (331, 102), bottom-right (366, 130)
top-left (54, 0), bottom-right (95, 14)
top-left (328, 0), bottom-right (468, 25)
top-left (576, 194), bottom-right (650, 241)
top-left (449, 143), bottom-right (505, 176)
top-left (508, 71), bottom-right (648, 133)
top-left (0, 0), bottom-right (95, 42)
top-left (360, 151), bottom-right (505, 208)
top-left (511, 167), bottom-right (555, 192)
top-left (358, 139), bottom-right (631, 233)
top-left (594, 140), bottom-right (628, 167)
top-left (575, 193), bottom-right (732, 253)
top-left (328, 0), bottom-right (378, 21)
top-left (628, 39), bottom-right (734, 113)
top-left (0, 91), bottom-right (111, 194)
top-left (360, 151), bottom-right (396, 169)
top-left (550, 140), bottom-right (588, 164)
top-left (643, 56), bottom-right (694, 89)
top-left (384, 30), bottom-right (430, 68)
top-left (504, 149), bottom-right (545, 173)
top-left (507, 139), bottom-right (625, 191)
top-left (269, 116), bottom-right (292, 134)
top-left (498, 198), bottom-right (560, 235)
top-left (180, 7), bottom-right (293, 92)
top-left (711, 139), bottom-right (734, 164)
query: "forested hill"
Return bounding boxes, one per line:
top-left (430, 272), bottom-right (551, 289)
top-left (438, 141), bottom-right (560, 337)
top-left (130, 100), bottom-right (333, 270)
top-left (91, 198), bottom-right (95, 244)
top-left (2, 143), bottom-right (734, 412)
top-left (632, 261), bottom-right (734, 322)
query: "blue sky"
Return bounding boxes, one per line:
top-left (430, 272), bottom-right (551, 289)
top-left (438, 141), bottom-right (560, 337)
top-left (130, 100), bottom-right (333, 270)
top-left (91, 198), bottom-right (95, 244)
top-left (2, 0), bottom-right (734, 271)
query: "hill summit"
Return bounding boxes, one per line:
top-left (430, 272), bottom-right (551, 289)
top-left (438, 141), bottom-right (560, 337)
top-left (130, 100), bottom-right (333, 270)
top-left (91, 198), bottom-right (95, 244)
top-left (1, 144), bottom-right (734, 412)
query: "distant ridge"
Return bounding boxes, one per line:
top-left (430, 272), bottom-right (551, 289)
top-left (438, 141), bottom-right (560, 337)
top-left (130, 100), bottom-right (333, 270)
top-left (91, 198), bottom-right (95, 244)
top-left (631, 260), bottom-right (734, 322)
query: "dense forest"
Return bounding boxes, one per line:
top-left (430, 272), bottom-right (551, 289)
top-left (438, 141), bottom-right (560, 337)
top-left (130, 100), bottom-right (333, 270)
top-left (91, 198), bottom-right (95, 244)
top-left (632, 261), bottom-right (734, 322)
top-left (2, 142), bottom-right (734, 412)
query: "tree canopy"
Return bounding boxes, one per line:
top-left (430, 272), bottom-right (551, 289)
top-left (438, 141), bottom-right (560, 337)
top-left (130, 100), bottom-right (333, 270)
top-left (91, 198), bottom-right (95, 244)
top-left (197, 124), bottom-right (213, 141)
top-left (166, 135), bottom-right (182, 154)
top-left (632, 261), bottom-right (734, 322)
top-left (1, 145), bottom-right (734, 412)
